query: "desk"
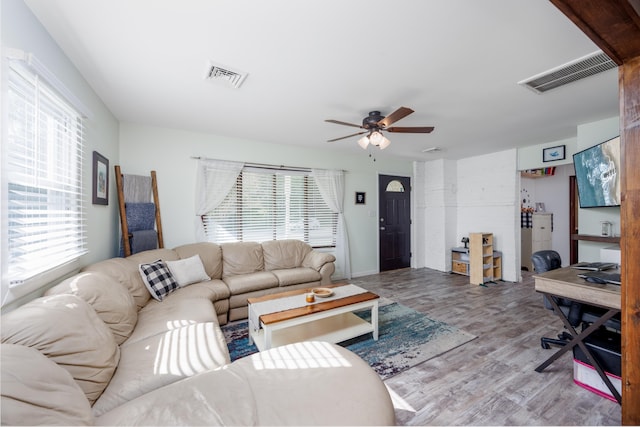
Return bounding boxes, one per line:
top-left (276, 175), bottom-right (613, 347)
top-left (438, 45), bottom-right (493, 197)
top-left (533, 266), bottom-right (621, 404)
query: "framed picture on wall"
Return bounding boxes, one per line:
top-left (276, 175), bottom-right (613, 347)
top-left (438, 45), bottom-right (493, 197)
top-left (543, 145), bottom-right (566, 162)
top-left (92, 151), bottom-right (109, 205)
top-left (355, 192), bottom-right (366, 205)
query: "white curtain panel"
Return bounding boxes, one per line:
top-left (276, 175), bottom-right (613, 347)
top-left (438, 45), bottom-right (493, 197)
top-left (194, 159), bottom-right (244, 241)
top-left (312, 169), bottom-right (351, 279)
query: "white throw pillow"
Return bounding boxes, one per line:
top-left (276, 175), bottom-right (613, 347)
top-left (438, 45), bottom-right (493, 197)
top-left (166, 254), bottom-right (210, 287)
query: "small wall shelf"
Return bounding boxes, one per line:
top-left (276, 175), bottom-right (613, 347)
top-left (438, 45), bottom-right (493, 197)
top-left (521, 167), bottom-right (556, 179)
top-left (571, 234), bottom-right (620, 244)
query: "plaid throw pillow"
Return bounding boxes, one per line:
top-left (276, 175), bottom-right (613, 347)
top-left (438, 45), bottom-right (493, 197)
top-left (138, 259), bottom-right (178, 301)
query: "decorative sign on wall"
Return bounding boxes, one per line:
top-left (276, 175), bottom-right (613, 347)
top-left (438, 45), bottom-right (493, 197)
top-left (92, 151), bottom-right (109, 205)
top-left (543, 145), bottom-right (566, 162)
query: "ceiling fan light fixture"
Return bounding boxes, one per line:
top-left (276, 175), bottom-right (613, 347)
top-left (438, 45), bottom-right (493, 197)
top-left (357, 135), bottom-right (370, 149)
top-left (369, 131), bottom-right (384, 146)
top-left (379, 135), bottom-right (391, 150)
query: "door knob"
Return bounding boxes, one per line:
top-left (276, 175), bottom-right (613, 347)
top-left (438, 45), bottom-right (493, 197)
top-left (380, 226), bottom-right (386, 230)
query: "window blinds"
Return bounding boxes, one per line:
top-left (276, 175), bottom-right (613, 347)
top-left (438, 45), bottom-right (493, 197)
top-left (202, 167), bottom-right (337, 247)
top-left (5, 62), bottom-right (87, 285)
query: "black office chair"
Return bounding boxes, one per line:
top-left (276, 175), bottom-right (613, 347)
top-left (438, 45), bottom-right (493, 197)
top-left (532, 250), bottom-right (620, 349)
top-left (532, 250), bottom-right (581, 348)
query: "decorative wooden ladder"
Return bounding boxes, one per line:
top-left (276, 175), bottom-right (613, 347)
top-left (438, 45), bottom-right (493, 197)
top-left (114, 165), bottom-right (164, 257)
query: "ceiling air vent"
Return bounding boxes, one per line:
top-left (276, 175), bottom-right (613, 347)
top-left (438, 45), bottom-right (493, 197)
top-left (204, 61), bottom-right (248, 89)
top-left (422, 147), bottom-right (442, 153)
top-left (518, 51), bottom-right (616, 94)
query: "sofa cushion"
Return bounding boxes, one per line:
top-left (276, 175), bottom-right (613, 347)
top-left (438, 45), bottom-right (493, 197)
top-left (223, 271), bottom-right (278, 295)
top-left (1, 294), bottom-right (120, 405)
top-left (303, 250), bottom-right (337, 271)
top-left (271, 267), bottom-right (322, 287)
top-left (123, 294), bottom-right (222, 346)
top-left (92, 321), bottom-right (230, 417)
top-left (128, 248), bottom-right (179, 265)
top-left (166, 254), bottom-right (210, 287)
top-left (174, 242), bottom-right (223, 280)
top-left (82, 257), bottom-right (151, 310)
top-left (262, 239), bottom-right (312, 270)
top-left (160, 278), bottom-right (230, 303)
top-left (94, 342), bottom-right (395, 426)
top-left (44, 271), bottom-right (137, 345)
top-left (1, 344), bottom-right (94, 426)
top-left (221, 241), bottom-right (264, 277)
top-left (139, 259), bottom-right (179, 301)
top-left (147, 280), bottom-right (230, 325)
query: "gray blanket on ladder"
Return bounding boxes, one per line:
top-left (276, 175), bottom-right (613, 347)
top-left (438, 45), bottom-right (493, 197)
top-left (120, 174), bottom-right (157, 256)
top-left (130, 229), bottom-right (158, 254)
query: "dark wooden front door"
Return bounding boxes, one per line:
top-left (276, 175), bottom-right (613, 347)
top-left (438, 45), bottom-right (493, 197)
top-left (569, 175), bottom-right (578, 264)
top-left (378, 175), bottom-right (411, 271)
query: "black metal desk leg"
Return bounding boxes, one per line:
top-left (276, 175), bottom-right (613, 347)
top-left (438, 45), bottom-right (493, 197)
top-left (534, 292), bottom-right (621, 404)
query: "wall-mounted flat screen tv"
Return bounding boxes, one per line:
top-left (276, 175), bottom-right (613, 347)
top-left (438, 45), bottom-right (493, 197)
top-left (573, 136), bottom-right (621, 208)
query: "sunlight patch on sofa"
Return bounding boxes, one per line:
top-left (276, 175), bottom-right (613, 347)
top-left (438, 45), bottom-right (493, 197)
top-left (250, 341), bottom-right (352, 370)
top-left (67, 272), bottom-right (90, 291)
top-left (153, 323), bottom-right (227, 375)
top-left (165, 319), bottom-right (197, 330)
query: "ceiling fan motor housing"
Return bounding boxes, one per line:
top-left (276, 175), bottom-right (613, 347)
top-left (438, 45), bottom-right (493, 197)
top-left (363, 111), bottom-right (385, 129)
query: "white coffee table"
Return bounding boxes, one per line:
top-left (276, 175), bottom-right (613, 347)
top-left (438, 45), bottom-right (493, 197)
top-left (247, 284), bottom-right (379, 351)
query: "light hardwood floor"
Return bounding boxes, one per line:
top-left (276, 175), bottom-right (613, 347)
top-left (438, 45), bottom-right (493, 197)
top-left (348, 268), bottom-right (621, 426)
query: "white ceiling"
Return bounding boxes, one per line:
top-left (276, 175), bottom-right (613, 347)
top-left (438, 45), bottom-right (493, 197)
top-left (24, 0), bottom-right (619, 161)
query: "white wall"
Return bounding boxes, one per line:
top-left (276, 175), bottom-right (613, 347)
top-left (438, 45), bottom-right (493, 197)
top-left (518, 137), bottom-right (576, 170)
top-left (414, 159), bottom-right (457, 271)
top-left (2, 0), bottom-right (120, 307)
top-left (516, 116), bottom-right (620, 265)
top-left (520, 164), bottom-right (573, 266)
top-left (413, 149), bottom-right (519, 282)
top-left (118, 123), bottom-right (413, 278)
top-left (456, 149), bottom-right (519, 282)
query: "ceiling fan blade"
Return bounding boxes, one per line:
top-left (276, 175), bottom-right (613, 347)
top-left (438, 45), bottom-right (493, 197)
top-left (386, 126), bottom-right (435, 133)
top-left (377, 106), bottom-right (414, 128)
top-left (327, 131), bottom-right (367, 142)
top-left (325, 119), bottom-right (364, 129)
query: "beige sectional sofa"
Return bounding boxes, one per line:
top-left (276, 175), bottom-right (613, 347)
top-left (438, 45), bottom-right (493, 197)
top-left (1, 239), bottom-right (395, 425)
top-left (83, 239), bottom-right (335, 325)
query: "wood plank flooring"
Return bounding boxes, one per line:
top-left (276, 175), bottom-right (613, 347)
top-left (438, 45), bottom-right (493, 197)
top-left (349, 268), bottom-right (621, 426)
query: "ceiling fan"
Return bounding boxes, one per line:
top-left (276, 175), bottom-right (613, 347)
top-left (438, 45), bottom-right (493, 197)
top-left (325, 107), bottom-right (434, 150)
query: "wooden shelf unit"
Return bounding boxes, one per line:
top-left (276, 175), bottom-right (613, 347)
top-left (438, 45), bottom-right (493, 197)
top-left (469, 232), bottom-right (502, 285)
top-left (492, 251), bottom-right (502, 282)
top-left (451, 247), bottom-right (470, 275)
top-left (451, 235), bottom-right (502, 285)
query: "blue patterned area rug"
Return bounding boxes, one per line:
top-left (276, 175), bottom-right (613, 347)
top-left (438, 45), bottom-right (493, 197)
top-left (222, 302), bottom-right (477, 379)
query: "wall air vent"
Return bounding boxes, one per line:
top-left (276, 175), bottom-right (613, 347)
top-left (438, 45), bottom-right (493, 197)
top-left (204, 61), bottom-right (248, 89)
top-left (518, 51), bottom-right (616, 94)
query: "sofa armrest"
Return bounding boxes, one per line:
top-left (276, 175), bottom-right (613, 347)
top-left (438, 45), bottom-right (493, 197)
top-left (302, 251), bottom-right (336, 271)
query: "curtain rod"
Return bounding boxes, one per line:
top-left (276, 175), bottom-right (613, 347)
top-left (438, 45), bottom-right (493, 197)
top-left (190, 156), bottom-right (346, 173)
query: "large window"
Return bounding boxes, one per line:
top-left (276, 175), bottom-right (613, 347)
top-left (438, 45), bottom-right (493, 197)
top-left (202, 167), bottom-right (337, 247)
top-left (3, 60), bottom-right (87, 290)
